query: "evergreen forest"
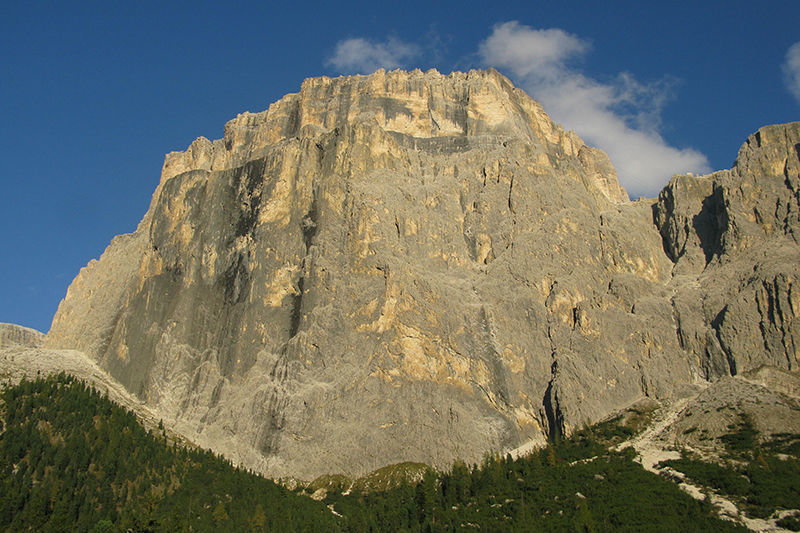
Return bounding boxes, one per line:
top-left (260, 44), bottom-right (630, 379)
top-left (0, 375), bottom-right (751, 531)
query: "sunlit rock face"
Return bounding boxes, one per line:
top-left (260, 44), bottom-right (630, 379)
top-left (45, 69), bottom-right (800, 479)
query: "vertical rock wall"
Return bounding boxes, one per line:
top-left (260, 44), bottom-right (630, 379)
top-left (45, 70), bottom-right (800, 479)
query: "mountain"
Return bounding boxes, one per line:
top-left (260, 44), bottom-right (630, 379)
top-left (40, 68), bottom-right (799, 480)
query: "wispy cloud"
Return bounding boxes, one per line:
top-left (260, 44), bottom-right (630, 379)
top-left (479, 21), bottom-right (710, 198)
top-left (327, 37), bottom-right (420, 74)
top-left (783, 41), bottom-right (800, 103)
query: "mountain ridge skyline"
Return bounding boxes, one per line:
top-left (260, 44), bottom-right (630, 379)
top-left (2, 2), bottom-right (798, 331)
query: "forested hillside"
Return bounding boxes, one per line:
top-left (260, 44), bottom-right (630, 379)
top-left (0, 375), bottom-right (340, 532)
top-left (323, 423), bottom-right (747, 532)
top-left (659, 414), bottom-right (800, 529)
top-left (0, 375), bottom-right (747, 532)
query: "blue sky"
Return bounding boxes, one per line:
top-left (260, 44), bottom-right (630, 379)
top-left (1, 1), bottom-right (798, 332)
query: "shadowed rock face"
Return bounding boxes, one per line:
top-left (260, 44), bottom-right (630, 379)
top-left (44, 69), bottom-right (800, 479)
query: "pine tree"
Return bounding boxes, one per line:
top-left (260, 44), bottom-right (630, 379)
top-left (249, 503), bottom-right (267, 531)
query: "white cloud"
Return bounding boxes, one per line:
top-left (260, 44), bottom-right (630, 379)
top-left (327, 37), bottom-right (419, 74)
top-left (478, 24), bottom-right (587, 79)
top-left (479, 21), bottom-right (710, 198)
top-left (783, 41), bottom-right (800, 103)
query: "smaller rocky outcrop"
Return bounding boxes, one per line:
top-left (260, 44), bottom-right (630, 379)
top-left (655, 122), bottom-right (800, 379)
top-left (0, 323), bottom-right (44, 348)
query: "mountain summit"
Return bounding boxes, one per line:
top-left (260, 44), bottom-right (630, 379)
top-left (44, 69), bottom-right (799, 479)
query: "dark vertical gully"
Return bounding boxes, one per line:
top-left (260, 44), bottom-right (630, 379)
top-left (543, 282), bottom-right (565, 442)
top-left (711, 305), bottom-right (737, 376)
top-left (542, 360), bottom-right (563, 442)
top-left (288, 192), bottom-right (319, 339)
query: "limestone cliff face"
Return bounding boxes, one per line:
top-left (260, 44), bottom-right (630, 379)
top-left (655, 123), bottom-right (800, 378)
top-left (45, 69), bottom-right (800, 479)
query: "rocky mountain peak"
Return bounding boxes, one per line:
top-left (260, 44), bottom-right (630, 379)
top-left (160, 68), bottom-right (627, 203)
top-left (43, 72), bottom-right (799, 479)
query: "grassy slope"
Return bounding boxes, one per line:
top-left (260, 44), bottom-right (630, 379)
top-left (659, 415), bottom-right (800, 528)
